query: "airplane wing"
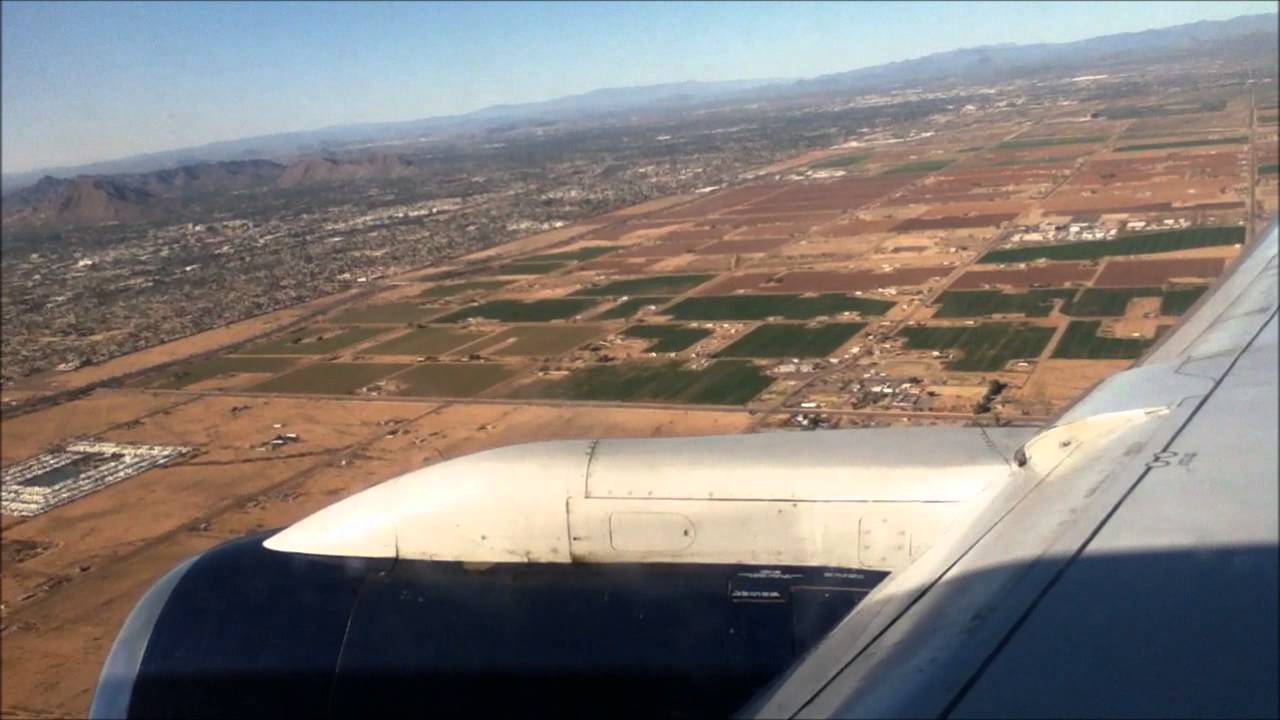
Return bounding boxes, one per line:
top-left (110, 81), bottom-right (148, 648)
top-left (90, 223), bottom-right (1277, 718)
top-left (744, 220), bottom-right (1279, 719)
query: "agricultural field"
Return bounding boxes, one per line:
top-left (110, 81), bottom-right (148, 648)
top-left (238, 326), bottom-right (388, 355)
top-left (1064, 286), bottom-right (1207, 317)
top-left (996, 135), bottom-right (1109, 149)
top-left (472, 325), bottom-right (605, 356)
top-left (980, 226), bottom-right (1245, 263)
top-left (594, 296), bottom-right (672, 320)
top-left (151, 356), bottom-right (298, 389)
top-left (523, 246), bottom-right (619, 262)
top-left (386, 363), bottom-right (517, 397)
top-left (1261, 164), bottom-right (1279, 175)
top-left (810, 153), bottom-right (869, 169)
top-left (572, 274), bottom-right (716, 297)
top-left (1159, 287), bottom-right (1209, 315)
top-left (883, 159), bottom-right (953, 174)
top-left (931, 289), bottom-right (1077, 318)
top-left (621, 325), bottom-right (714, 353)
top-left (363, 327), bottom-right (491, 356)
top-left (509, 360), bottom-right (774, 405)
top-left (1113, 136), bottom-right (1247, 152)
top-left (494, 261), bottom-right (570, 275)
top-left (716, 323), bottom-right (866, 358)
top-left (417, 280), bottom-right (511, 298)
top-left (1051, 320), bottom-right (1154, 359)
top-left (435, 298), bottom-right (600, 322)
top-left (665, 294), bottom-right (895, 320)
top-left (329, 302), bottom-right (444, 325)
top-left (249, 362), bottom-right (408, 394)
top-left (898, 323), bottom-right (1057, 372)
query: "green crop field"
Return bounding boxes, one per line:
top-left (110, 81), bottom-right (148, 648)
top-left (363, 327), bottom-right (491, 356)
top-left (665, 294), bottom-right (895, 320)
top-left (996, 135), bottom-right (1108, 149)
top-left (932, 289), bottom-right (1077, 318)
top-left (249, 363), bottom-right (408, 395)
top-left (595, 296), bottom-right (672, 320)
top-left (1260, 164), bottom-right (1279, 175)
top-left (883, 159), bottom-right (953, 175)
top-left (1061, 286), bottom-right (1205, 317)
top-left (434, 298), bottom-right (600, 322)
top-left (417, 280), bottom-right (511, 298)
top-left (1160, 286), bottom-right (1208, 315)
top-left (622, 325), bottom-right (713, 353)
top-left (1114, 136), bottom-right (1247, 152)
top-left (152, 356), bottom-right (298, 389)
top-left (474, 325), bottom-right (605, 356)
top-left (1051, 320), bottom-right (1152, 359)
top-left (509, 359), bottom-right (774, 405)
top-left (1102, 100), bottom-right (1226, 119)
top-left (388, 363), bottom-right (517, 397)
top-left (238, 326), bottom-right (388, 355)
top-left (811, 154), bottom-right (869, 169)
top-left (979, 226), bottom-right (1244, 263)
top-left (524, 246), bottom-right (619, 262)
top-left (717, 323), bottom-right (866, 358)
top-left (494, 261), bottom-right (570, 275)
top-left (993, 156), bottom-right (1073, 166)
top-left (329, 302), bottom-right (443, 324)
top-left (898, 323), bottom-right (1056, 372)
top-left (572, 274), bottom-right (716, 297)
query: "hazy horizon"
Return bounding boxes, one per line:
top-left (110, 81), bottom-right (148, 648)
top-left (3, 0), bottom-right (1276, 176)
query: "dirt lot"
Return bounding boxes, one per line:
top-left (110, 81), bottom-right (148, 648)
top-left (696, 237), bottom-right (792, 254)
top-left (949, 263), bottom-right (1100, 289)
top-left (1011, 359), bottom-right (1134, 416)
top-left (0, 390), bottom-right (186, 463)
top-left (892, 213), bottom-right (1020, 231)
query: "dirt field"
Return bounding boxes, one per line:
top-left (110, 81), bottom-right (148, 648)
top-left (892, 213), bottom-right (1020, 231)
top-left (1011, 359), bottom-right (1134, 416)
top-left (949, 263), bottom-right (1100, 289)
top-left (696, 238), bottom-right (792, 254)
top-left (1093, 257), bottom-right (1229, 286)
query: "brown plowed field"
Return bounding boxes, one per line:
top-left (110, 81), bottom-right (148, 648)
top-left (729, 222), bottom-right (823, 238)
top-left (1093, 258), bottom-right (1228, 286)
top-left (612, 238), bottom-right (712, 258)
top-left (697, 238), bottom-right (792, 254)
top-left (892, 213), bottom-right (1019, 231)
top-left (658, 227), bottom-right (729, 243)
top-left (578, 257), bottom-right (660, 273)
top-left (656, 185), bottom-right (787, 219)
top-left (730, 176), bottom-right (917, 214)
top-left (583, 220), bottom-right (683, 242)
top-left (693, 272), bottom-right (776, 295)
top-left (814, 218), bottom-right (903, 237)
top-left (717, 211), bottom-right (842, 225)
top-left (949, 262), bottom-right (1099, 289)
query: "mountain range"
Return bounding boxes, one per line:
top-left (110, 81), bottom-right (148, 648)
top-left (3, 11), bottom-right (1275, 227)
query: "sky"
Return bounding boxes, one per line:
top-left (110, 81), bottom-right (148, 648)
top-left (2, 0), bottom-right (1276, 175)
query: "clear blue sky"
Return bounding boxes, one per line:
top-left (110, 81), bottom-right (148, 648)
top-left (2, 0), bottom-right (1275, 174)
